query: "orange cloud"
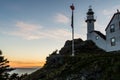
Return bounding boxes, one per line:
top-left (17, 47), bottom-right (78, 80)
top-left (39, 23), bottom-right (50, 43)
top-left (9, 61), bottom-right (45, 68)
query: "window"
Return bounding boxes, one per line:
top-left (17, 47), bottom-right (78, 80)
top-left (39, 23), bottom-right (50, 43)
top-left (119, 22), bottom-right (120, 29)
top-left (117, 15), bottom-right (119, 20)
top-left (111, 37), bottom-right (116, 46)
top-left (110, 24), bottom-right (115, 33)
top-left (96, 36), bottom-right (99, 40)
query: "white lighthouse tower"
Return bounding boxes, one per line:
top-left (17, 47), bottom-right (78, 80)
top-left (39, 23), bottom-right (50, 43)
top-left (86, 6), bottom-right (96, 40)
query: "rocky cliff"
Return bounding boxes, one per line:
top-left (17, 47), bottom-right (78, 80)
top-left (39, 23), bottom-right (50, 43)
top-left (23, 39), bottom-right (120, 80)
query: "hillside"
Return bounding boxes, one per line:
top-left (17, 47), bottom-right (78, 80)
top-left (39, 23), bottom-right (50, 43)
top-left (23, 39), bottom-right (120, 80)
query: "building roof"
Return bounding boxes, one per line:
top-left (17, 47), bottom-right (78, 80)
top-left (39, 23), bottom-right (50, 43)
top-left (105, 12), bottom-right (120, 31)
top-left (91, 30), bottom-right (106, 40)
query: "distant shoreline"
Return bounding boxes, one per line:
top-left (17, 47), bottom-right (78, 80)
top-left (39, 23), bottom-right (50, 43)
top-left (9, 67), bottom-right (40, 76)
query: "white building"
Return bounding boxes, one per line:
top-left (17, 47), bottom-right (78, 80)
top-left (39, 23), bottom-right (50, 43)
top-left (86, 7), bottom-right (120, 52)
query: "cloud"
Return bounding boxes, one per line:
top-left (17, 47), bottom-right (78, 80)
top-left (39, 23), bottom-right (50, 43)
top-left (102, 5), bottom-right (120, 16)
top-left (9, 21), bottom-right (42, 40)
top-left (102, 9), bottom-right (114, 16)
top-left (5, 21), bottom-right (80, 40)
top-left (54, 13), bottom-right (69, 24)
top-left (42, 29), bottom-right (80, 39)
top-left (15, 21), bottom-right (41, 32)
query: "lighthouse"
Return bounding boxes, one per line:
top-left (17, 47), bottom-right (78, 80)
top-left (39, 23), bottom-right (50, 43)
top-left (86, 6), bottom-right (96, 40)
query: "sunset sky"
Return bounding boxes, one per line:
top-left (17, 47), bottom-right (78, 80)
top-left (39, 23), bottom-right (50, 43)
top-left (0, 0), bottom-right (120, 68)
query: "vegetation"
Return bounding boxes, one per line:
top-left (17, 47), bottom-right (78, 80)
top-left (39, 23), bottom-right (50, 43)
top-left (9, 73), bottom-right (28, 80)
top-left (0, 50), bottom-right (13, 80)
top-left (0, 50), bottom-right (28, 80)
top-left (1, 39), bottom-right (120, 80)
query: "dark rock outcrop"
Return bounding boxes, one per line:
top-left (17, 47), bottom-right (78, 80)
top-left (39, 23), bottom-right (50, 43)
top-left (22, 39), bottom-right (120, 80)
top-left (59, 38), bottom-right (105, 55)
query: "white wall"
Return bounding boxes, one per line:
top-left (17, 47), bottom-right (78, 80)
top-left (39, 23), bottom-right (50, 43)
top-left (106, 14), bottom-right (120, 52)
top-left (87, 32), bottom-right (106, 51)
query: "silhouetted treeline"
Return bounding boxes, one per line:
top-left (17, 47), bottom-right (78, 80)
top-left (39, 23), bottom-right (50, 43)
top-left (0, 50), bottom-right (28, 80)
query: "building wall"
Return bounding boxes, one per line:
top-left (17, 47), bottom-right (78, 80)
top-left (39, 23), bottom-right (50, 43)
top-left (106, 14), bottom-right (120, 52)
top-left (86, 8), bottom-right (120, 52)
top-left (87, 32), bottom-right (106, 50)
top-left (87, 21), bottom-right (95, 33)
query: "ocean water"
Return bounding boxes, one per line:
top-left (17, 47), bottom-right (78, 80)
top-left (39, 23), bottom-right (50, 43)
top-left (9, 68), bottom-right (40, 75)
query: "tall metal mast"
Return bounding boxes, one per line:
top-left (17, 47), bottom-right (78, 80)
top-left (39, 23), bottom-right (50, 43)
top-left (70, 4), bottom-right (75, 56)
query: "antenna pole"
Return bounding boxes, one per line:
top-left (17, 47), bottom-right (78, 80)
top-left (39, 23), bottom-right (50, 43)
top-left (70, 4), bottom-right (75, 56)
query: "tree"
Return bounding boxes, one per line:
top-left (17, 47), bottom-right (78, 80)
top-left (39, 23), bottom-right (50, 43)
top-left (51, 50), bottom-right (58, 55)
top-left (9, 73), bottom-right (19, 80)
top-left (0, 50), bottom-right (13, 80)
top-left (19, 73), bottom-right (28, 80)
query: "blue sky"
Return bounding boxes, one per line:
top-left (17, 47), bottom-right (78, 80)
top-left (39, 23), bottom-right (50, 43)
top-left (0, 0), bottom-right (120, 67)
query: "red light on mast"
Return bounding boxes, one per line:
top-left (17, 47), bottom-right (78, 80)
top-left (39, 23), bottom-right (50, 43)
top-left (70, 4), bottom-right (75, 10)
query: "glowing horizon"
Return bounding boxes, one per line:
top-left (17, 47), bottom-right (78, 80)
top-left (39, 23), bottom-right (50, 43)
top-left (9, 61), bottom-right (45, 68)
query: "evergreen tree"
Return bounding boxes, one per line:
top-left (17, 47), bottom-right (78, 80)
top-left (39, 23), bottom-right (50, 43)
top-left (9, 73), bottom-right (19, 80)
top-left (0, 50), bottom-right (13, 80)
